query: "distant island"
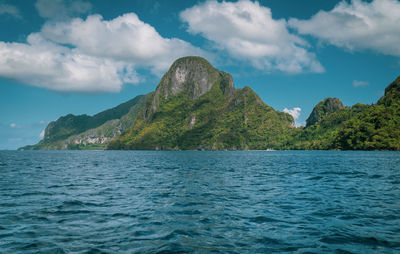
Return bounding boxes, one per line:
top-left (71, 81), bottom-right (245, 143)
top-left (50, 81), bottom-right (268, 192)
top-left (20, 56), bottom-right (400, 151)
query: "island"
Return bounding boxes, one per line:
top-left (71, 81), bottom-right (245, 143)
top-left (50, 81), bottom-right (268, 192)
top-left (20, 56), bottom-right (400, 151)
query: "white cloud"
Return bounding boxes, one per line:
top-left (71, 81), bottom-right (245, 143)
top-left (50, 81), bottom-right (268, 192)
top-left (35, 0), bottom-right (92, 20)
top-left (289, 0), bottom-right (400, 57)
top-left (10, 123), bottom-right (16, 128)
top-left (40, 130), bottom-right (45, 138)
top-left (180, 0), bottom-right (323, 73)
top-left (0, 13), bottom-right (206, 92)
top-left (39, 120), bottom-right (46, 124)
top-left (284, 107), bottom-right (303, 127)
top-left (353, 80), bottom-right (369, 87)
top-left (283, 107), bottom-right (301, 120)
top-left (0, 33), bottom-right (129, 92)
top-left (0, 3), bottom-right (21, 19)
top-left (41, 13), bottom-right (205, 74)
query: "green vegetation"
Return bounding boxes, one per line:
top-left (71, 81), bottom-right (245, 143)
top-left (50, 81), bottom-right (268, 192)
top-left (20, 95), bottom-right (147, 150)
top-left (20, 56), bottom-right (400, 151)
top-left (289, 76), bottom-right (400, 150)
top-left (305, 97), bottom-right (344, 127)
top-left (333, 77), bottom-right (400, 150)
top-left (288, 103), bottom-right (370, 150)
top-left (108, 56), bottom-right (293, 150)
top-left (108, 84), bottom-right (294, 150)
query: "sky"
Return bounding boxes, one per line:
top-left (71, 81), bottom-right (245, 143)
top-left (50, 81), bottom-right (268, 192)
top-left (0, 0), bottom-right (399, 149)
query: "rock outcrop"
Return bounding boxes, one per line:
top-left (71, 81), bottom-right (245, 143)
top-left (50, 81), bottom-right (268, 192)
top-left (108, 57), bottom-right (294, 150)
top-left (20, 94), bottom-right (147, 150)
top-left (150, 56), bottom-right (235, 115)
top-left (378, 76), bottom-right (400, 106)
top-left (21, 55), bottom-right (400, 151)
top-left (306, 97), bottom-right (344, 127)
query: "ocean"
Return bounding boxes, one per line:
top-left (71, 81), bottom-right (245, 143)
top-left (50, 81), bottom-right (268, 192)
top-left (0, 150), bottom-right (399, 253)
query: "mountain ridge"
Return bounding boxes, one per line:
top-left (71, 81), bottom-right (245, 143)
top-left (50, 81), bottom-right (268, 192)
top-left (20, 57), bottom-right (400, 151)
top-left (108, 57), bottom-right (293, 150)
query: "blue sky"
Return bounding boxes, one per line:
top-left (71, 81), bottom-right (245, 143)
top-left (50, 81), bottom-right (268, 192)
top-left (1, 0), bottom-right (399, 149)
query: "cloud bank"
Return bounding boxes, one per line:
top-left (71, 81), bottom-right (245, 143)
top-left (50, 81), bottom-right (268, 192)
top-left (2, 0), bottom-right (397, 93)
top-left (180, 0), bottom-right (324, 74)
top-left (0, 13), bottom-right (205, 92)
top-left (289, 0), bottom-right (400, 57)
top-left (41, 13), bottom-right (205, 74)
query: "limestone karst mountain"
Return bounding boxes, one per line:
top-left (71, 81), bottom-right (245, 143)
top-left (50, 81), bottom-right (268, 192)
top-left (305, 98), bottom-right (344, 127)
top-left (20, 57), bottom-right (400, 150)
top-left (108, 56), bottom-right (294, 150)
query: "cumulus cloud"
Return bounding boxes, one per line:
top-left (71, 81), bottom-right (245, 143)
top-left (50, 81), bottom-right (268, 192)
top-left (10, 123), bottom-right (16, 128)
top-left (35, 0), bottom-right (92, 20)
top-left (0, 13), bottom-right (206, 92)
top-left (180, 0), bottom-right (323, 73)
top-left (41, 13), bottom-right (205, 74)
top-left (283, 107), bottom-right (301, 120)
top-left (0, 33), bottom-right (131, 92)
top-left (289, 0), bottom-right (400, 57)
top-left (353, 80), bottom-right (369, 87)
top-left (284, 107), bottom-right (302, 127)
top-left (0, 3), bottom-right (21, 18)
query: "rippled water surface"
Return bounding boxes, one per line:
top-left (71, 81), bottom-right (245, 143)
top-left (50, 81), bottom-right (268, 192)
top-left (0, 151), bottom-right (400, 253)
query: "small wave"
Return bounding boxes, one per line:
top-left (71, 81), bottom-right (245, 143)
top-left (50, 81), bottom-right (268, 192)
top-left (321, 170), bottom-right (366, 177)
top-left (160, 229), bottom-right (200, 241)
top-left (111, 212), bottom-right (135, 218)
top-left (249, 216), bottom-right (280, 224)
top-left (59, 200), bottom-right (84, 207)
top-left (17, 191), bottom-right (52, 197)
top-left (48, 185), bottom-right (63, 189)
top-left (199, 217), bottom-right (211, 224)
top-left (43, 209), bottom-right (92, 216)
top-left (175, 209), bottom-right (202, 215)
top-left (56, 200), bottom-right (104, 209)
top-left (255, 236), bottom-right (282, 245)
top-left (133, 230), bottom-right (156, 237)
top-left (308, 176), bottom-right (323, 180)
top-left (320, 234), bottom-right (398, 248)
top-left (153, 242), bottom-right (186, 253)
top-left (42, 247), bottom-right (66, 254)
top-left (83, 247), bottom-right (108, 254)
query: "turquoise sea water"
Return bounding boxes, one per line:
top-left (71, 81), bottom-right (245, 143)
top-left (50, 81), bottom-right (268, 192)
top-left (0, 150), bottom-right (399, 253)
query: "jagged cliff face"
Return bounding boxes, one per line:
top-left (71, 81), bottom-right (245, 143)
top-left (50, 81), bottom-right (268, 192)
top-left (23, 56), bottom-right (293, 151)
top-left (19, 59), bottom-right (400, 151)
top-left (378, 76), bottom-right (400, 106)
top-left (108, 57), bottom-right (294, 150)
top-left (306, 97), bottom-right (344, 127)
top-left (150, 56), bottom-right (235, 114)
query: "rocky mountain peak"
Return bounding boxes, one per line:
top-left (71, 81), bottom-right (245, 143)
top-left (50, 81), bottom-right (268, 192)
top-left (150, 56), bottom-right (235, 113)
top-left (306, 97), bottom-right (344, 127)
top-left (378, 75), bottom-right (400, 106)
